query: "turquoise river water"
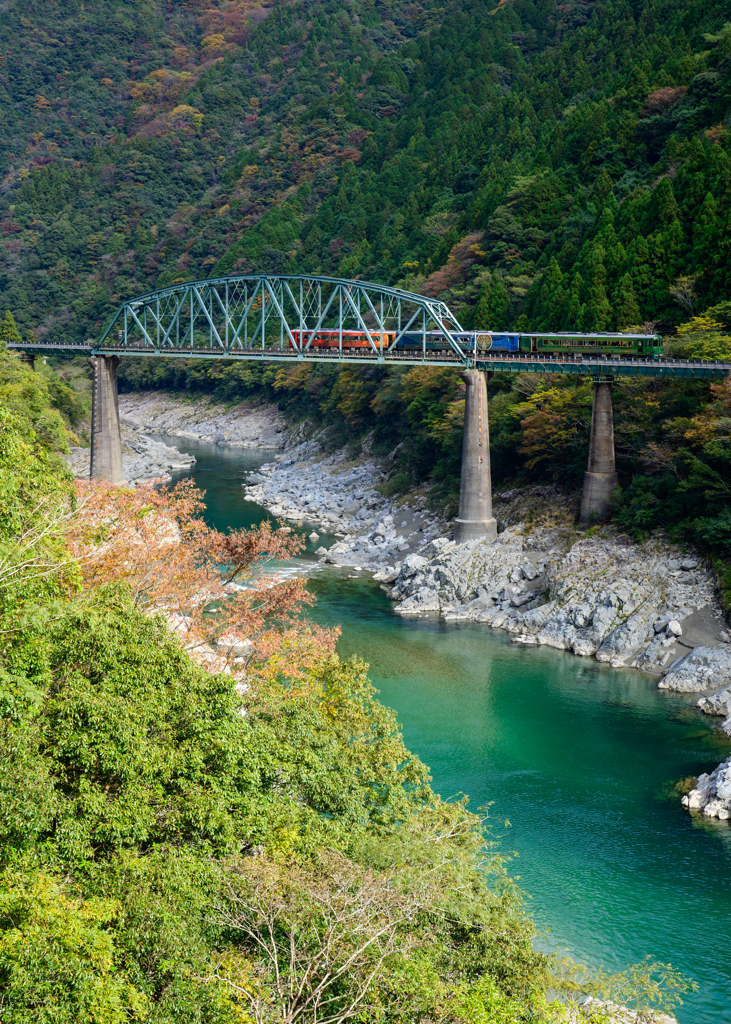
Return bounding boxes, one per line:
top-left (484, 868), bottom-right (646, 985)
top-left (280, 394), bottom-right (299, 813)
top-left (165, 436), bottom-right (731, 1023)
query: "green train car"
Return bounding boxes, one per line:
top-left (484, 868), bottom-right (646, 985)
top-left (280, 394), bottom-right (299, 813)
top-left (515, 332), bottom-right (663, 358)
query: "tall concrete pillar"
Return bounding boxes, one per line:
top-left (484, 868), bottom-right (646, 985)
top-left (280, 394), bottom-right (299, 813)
top-left (454, 369), bottom-right (497, 544)
top-left (89, 355), bottom-right (124, 483)
top-left (579, 377), bottom-right (618, 525)
top-left (19, 352), bottom-right (36, 371)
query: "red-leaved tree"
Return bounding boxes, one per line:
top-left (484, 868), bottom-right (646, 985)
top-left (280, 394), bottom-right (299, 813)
top-left (66, 479), bottom-right (337, 681)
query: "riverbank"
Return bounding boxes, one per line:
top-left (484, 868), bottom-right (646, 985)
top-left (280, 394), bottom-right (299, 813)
top-left (233, 404), bottom-right (731, 822)
top-left (120, 391), bottom-right (288, 449)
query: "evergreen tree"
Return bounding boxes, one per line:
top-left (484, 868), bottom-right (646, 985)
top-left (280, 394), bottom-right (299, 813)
top-left (614, 273), bottom-right (641, 328)
top-left (693, 192), bottom-right (719, 272)
top-left (628, 237), bottom-right (654, 311)
top-left (474, 276), bottom-right (510, 328)
top-left (584, 244), bottom-right (612, 330)
top-left (0, 310), bottom-right (22, 351)
top-left (565, 273), bottom-right (584, 329)
top-left (533, 257), bottom-right (563, 328)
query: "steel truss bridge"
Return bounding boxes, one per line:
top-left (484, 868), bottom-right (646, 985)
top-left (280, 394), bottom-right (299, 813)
top-left (10, 274), bottom-right (731, 380)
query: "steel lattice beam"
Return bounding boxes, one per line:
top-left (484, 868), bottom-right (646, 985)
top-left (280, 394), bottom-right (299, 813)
top-left (94, 274), bottom-right (467, 364)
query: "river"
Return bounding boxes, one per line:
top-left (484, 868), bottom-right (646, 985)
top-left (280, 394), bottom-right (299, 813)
top-left (165, 435), bottom-right (731, 1023)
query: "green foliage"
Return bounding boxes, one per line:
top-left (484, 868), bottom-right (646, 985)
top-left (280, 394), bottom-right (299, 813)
top-left (0, 312), bottom-right (22, 352)
top-left (0, 868), bottom-right (147, 1023)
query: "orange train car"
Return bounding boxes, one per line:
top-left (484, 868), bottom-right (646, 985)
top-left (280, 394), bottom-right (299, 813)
top-left (290, 329), bottom-right (396, 350)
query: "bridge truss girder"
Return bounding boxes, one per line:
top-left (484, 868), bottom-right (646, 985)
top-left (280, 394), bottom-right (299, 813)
top-left (97, 274), bottom-right (467, 363)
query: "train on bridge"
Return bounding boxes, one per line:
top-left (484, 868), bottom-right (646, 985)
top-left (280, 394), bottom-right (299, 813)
top-left (290, 329), bottom-right (664, 359)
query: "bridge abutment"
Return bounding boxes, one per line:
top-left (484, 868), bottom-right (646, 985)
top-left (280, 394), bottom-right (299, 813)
top-left (89, 355), bottom-right (124, 483)
top-left (454, 369), bottom-right (497, 544)
top-left (579, 377), bottom-right (618, 525)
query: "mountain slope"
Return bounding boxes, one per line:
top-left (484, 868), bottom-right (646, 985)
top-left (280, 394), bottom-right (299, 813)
top-left (2, 0), bottom-right (731, 344)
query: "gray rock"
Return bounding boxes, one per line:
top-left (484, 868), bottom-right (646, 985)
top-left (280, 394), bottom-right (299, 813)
top-left (595, 613), bottom-right (654, 666)
top-left (395, 586), bottom-right (441, 614)
top-left (659, 644), bottom-right (731, 692)
top-left (697, 687), bottom-right (731, 717)
top-left (682, 755), bottom-right (731, 819)
top-left (400, 554), bottom-right (428, 577)
top-left (667, 619), bottom-right (683, 636)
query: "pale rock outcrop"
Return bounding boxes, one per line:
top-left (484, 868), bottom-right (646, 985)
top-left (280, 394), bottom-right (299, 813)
top-left (569, 997), bottom-right (677, 1023)
top-left (658, 644), bottom-right (731, 692)
top-left (697, 686), bottom-right (731, 717)
top-left (389, 524), bottom-right (722, 682)
top-left (682, 755), bottom-right (731, 819)
top-left (243, 445), bottom-right (448, 563)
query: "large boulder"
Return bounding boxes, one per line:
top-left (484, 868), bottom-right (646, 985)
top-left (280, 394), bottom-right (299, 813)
top-left (595, 612), bottom-right (655, 666)
top-left (696, 686), bottom-right (731, 737)
top-left (395, 586), bottom-right (441, 614)
top-left (658, 644), bottom-right (731, 692)
top-left (399, 554), bottom-right (429, 577)
top-left (697, 686), bottom-right (731, 716)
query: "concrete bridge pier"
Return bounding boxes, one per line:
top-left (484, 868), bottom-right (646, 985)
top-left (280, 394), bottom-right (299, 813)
top-left (579, 376), bottom-right (618, 525)
top-left (19, 352), bottom-right (36, 371)
top-left (89, 355), bottom-right (124, 483)
top-left (454, 369), bottom-right (497, 544)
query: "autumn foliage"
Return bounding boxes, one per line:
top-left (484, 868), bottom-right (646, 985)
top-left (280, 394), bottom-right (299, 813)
top-left (66, 478), bottom-right (337, 681)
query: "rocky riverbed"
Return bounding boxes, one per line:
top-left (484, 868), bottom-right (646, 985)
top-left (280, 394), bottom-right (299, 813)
top-left (65, 422), bottom-right (195, 485)
top-left (120, 391), bottom-right (287, 448)
top-left (240, 432), bottom-right (731, 821)
top-left (242, 442), bottom-right (449, 565)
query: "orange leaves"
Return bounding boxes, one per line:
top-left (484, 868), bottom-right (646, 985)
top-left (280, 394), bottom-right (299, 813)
top-left (66, 479), bottom-right (336, 682)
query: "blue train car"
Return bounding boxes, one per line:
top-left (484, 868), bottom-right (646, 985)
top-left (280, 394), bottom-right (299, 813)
top-left (395, 331), bottom-right (520, 352)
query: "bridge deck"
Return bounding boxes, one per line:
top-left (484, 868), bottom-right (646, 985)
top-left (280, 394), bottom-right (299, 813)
top-left (9, 342), bottom-right (731, 379)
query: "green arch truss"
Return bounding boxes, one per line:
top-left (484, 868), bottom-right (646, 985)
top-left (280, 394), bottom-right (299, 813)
top-left (97, 274), bottom-right (467, 364)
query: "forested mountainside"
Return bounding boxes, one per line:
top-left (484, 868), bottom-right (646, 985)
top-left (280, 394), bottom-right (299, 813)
top-left (2, 0), bottom-right (731, 342)
top-left (2, 0), bottom-right (731, 581)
